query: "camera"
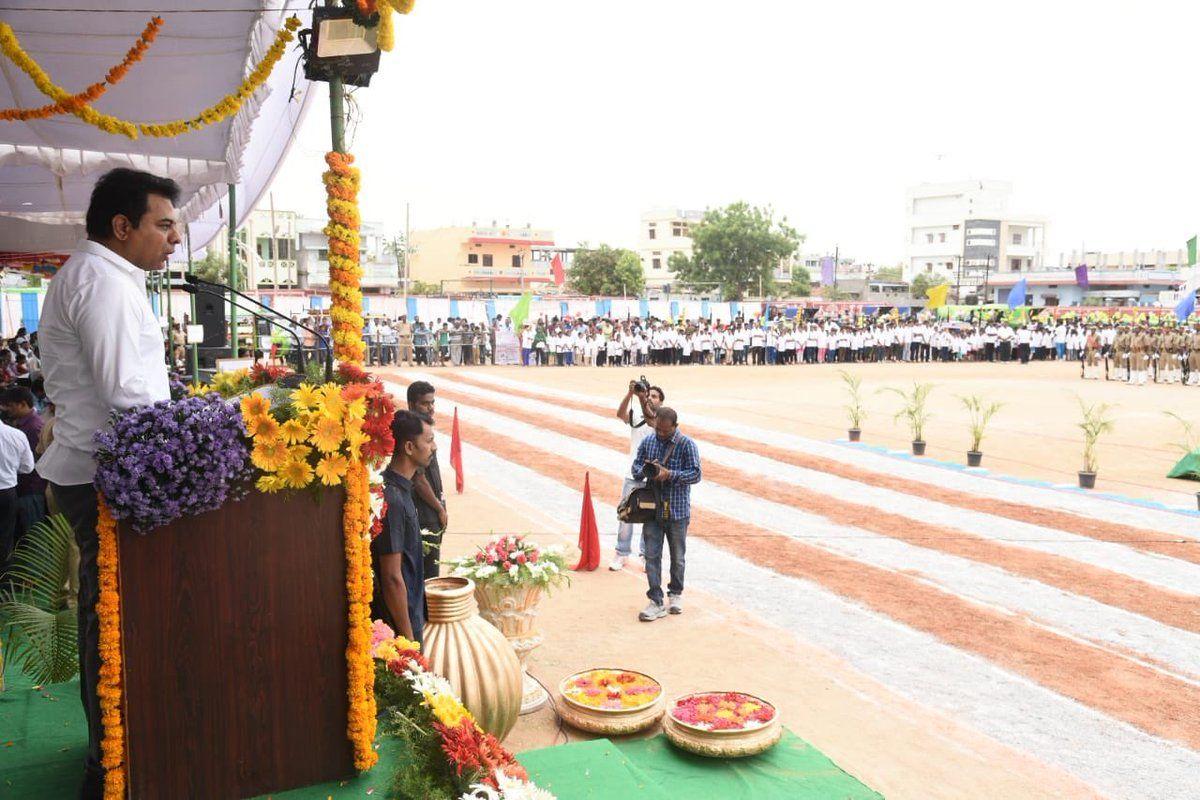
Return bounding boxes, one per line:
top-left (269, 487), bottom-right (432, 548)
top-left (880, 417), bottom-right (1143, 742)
top-left (640, 461), bottom-right (663, 480)
top-left (630, 375), bottom-right (651, 394)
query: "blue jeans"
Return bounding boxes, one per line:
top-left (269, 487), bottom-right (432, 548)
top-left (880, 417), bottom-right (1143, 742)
top-left (616, 478), bottom-right (644, 558)
top-left (643, 517), bottom-right (688, 605)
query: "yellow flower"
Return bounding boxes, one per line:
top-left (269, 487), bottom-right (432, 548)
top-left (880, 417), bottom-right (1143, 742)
top-left (279, 457), bottom-right (315, 489)
top-left (255, 474), bottom-right (285, 493)
top-left (187, 382), bottom-right (212, 397)
top-left (395, 636), bottom-right (420, 652)
top-left (310, 414), bottom-right (346, 453)
top-left (279, 418), bottom-right (308, 444)
top-left (422, 691), bottom-right (474, 729)
top-left (315, 453), bottom-right (349, 486)
top-left (252, 415), bottom-right (281, 441)
top-left (317, 385), bottom-right (346, 420)
top-left (345, 397), bottom-right (367, 422)
top-left (288, 443), bottom-right (313, 462)
top-left (240, 393), bottom-right (270, 421)
top-left (346, 428), bottom-right (370, 461)
top-left (291, 383), bottom-right (320, 411)
top-left (251, 438), bottom-right (290, 471)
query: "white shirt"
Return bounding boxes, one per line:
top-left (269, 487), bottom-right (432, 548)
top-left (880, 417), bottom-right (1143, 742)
top-left (37, 240), bottom-right (170, 486)
top-left (0, 422), bottom-right (34, 490)
top-left (627, 403), bottom-right (654, 461)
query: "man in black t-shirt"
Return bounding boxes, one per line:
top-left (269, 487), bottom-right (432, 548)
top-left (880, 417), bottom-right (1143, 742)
top-left (371, 410), bottom-right (435, 643)
top-left (407, 380), bottom-right (447, 580)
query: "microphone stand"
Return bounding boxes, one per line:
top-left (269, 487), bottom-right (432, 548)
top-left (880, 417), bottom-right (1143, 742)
top-left (181, 285), bottom-right (304, 373)
top-left (185, 275), bottom-right (333, 383)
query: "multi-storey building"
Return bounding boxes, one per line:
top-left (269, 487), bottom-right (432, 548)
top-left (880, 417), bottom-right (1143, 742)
top-left (407, 223), bottom-right (557, 292)
top-left (905, 180), bottom-right (1047, 297)
top-left (236, 208), bottom-right (400, 292)
top-left (637, 208), bottom-right (704, 289)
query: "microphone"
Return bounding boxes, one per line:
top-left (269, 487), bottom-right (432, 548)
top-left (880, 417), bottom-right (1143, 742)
top-left (185, 275), bottom-right (333, 383)
top-left (181, 284), bottom-right (304, 371)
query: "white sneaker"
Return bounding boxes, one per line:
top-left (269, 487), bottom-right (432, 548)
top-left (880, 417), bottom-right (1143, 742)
top-left (609, 555), bottom-right (627, 571)
top-left (668, 594), bottom-right (683, 615)
top-left (639, 602), bottom-right (667, 622)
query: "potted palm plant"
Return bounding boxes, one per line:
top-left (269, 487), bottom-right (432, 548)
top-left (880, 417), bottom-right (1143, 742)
top-left (959, 395), bottom-right (1004, 467)
top-left (1076, 397), bottom-right (1116, 489)
top-left (882, 382), bottom-right (934, 456)
top-left (839, 370), bottom-right (867, 442)
top-left (0, 515), bottom-right (78, 689)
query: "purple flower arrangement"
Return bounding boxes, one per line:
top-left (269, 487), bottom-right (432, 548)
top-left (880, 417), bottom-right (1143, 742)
top-left (93, 394), bottom-right (253, 533)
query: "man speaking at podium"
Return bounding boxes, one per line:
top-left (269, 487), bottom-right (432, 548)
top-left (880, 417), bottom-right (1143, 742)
top-left (37, 168), bottom-right (179, 799)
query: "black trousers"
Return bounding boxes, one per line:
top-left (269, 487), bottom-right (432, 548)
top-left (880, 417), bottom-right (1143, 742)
top-left (0, 486), bottom-right (17, 567)
top-left (52, 481), bottom-right (103, 799)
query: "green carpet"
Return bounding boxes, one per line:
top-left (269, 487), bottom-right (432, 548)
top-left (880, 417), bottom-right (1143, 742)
top-left (520, 729), bottom-right (882, 800)
top-left (2, 663), bottom-right (881, 799)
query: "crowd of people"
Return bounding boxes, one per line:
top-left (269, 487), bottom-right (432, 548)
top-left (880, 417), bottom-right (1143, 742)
top-left (0, 328), bottom-right (53, 570)
top-left (261, 312), bottom-right (1200, 386)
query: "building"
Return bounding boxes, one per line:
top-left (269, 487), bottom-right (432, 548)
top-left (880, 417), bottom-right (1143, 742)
top-left (238, 208), bottom-right (400, 293)
top-left (637, 208), bottom-right (704, 290)
top-left (407, 223), bottom-right (557, 292)
top-left (982, 248), bottom-right (1195, 307)
top-left (904, 180), bottom-right (1047, 297)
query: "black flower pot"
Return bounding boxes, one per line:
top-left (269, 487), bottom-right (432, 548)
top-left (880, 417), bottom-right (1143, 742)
top-left (848, 428), bottom-right (861, 442)
top-left (1078, 471), bottom-right (1097, 489)
top-left (911, 440), bottom-right (926, 456)
top-left (967, 450), bottom-right (983, 467)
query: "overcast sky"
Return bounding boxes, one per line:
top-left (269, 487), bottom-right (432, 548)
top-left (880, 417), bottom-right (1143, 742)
top-left (267, 0), bottom-right (1200, 265)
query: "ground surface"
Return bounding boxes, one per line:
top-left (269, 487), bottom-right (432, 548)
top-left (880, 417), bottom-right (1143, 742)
top-left (378, 360), bottom-right (1200, 800)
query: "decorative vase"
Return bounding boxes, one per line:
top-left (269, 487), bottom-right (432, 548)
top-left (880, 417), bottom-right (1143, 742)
top-left (847, 428), bottom-right (861, 442)
top-left (1078, 471), bottom-right (1097, 489)
top-left (475, 582), bottom-right (549, 715)
top-left (967, 450), bottom-right (983, 467)
top-left (422, 576), bottom-right (522, 740)
top-left (911, 440), bottom-right (927, 456)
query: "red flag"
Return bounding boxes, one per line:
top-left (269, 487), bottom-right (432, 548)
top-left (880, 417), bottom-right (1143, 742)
top-left (551, 254), bottom-right (565, 286)
top-left (449, 407), bottom-right (463, 494)
top-left (573, 472), bottom-right (600, 571)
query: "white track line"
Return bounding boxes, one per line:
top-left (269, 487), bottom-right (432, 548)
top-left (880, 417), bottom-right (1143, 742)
top-left (401, 384), bottom-right (1200, 684)
top-left (410, 373), bottom-right (1200, 597)
top-left (452, 429), bottom-right (1200, 800)
top-left (451, 370), bottom-right (1200, 536)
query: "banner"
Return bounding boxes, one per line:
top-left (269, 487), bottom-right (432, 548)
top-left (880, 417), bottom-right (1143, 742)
top-left (819, 256), bottom-right (835, 286)
top-left (1074, 264), bottom-right (1089, 290)
top-left (494, 327), bottom-right (521, 365)
top-left (1189, 236), bottom-right (1197, 267)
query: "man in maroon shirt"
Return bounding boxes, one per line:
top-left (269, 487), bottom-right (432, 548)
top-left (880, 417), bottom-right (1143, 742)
top-left (2, 386), bottom-right (47, 540)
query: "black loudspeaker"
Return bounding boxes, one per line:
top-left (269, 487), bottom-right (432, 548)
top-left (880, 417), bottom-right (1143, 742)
top-left (196, 294), bottom-right (227, 348)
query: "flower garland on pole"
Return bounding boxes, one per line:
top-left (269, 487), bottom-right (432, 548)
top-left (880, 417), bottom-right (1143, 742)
top-left (0, 16), bottom-right (300, 138)
top-left (324, 152), bottom-right (367, 365)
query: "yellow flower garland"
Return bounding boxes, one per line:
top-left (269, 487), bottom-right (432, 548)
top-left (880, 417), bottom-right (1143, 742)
top-left (95, 496), bottom-right (126, 800)
top-left (0, 16), bottom-right (300, 139)
top-left (344, 459), bottom-right (378, 769)
top-left (323, 152), bottom-right (367, 365)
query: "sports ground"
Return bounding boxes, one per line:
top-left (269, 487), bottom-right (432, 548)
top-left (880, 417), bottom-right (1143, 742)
top-left (376, 360), bottom-right (1200, 800)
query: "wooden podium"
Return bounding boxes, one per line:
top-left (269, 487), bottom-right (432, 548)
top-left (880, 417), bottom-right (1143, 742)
top-left (117, 488), bottom-right (355, 798)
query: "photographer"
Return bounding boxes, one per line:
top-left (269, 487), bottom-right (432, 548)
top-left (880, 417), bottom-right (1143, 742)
top-left (631, 407), bottom-right (701, 621)
top-left (611, 377), bottom-right (664, 571)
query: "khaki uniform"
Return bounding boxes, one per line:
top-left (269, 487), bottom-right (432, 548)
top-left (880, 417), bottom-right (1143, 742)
top-left (1129, 330), bottom-right (1150, 384)
top-left (396, 320), bottom-right (414, 366)
top-left (1111, 330), bottom-right (1129, 379)
top-left (1188, 330), bottom-right (1200, 385)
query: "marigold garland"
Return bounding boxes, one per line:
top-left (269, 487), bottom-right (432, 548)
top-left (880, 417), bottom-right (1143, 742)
top-left (0, 16), bottom-right (300, 139)
top-left (0, 16), bottom-right (161, 122)
top-left (323, 151), bottom-right (367, 364)
top-left (344, 459), bottom-right (378, 769)
top-left (95, 496), bottom-right (126, 800)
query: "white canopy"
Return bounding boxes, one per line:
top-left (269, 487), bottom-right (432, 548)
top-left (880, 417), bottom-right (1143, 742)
top-left (0, 1), bottom-right (315, 254)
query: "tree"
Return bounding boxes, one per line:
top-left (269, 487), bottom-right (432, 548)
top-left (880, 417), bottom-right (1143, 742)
top-left (873, 265), bottom-right (904, 282)
top-left (783, 267), bottom-right (811, 297)
top-left (567, 244), bottom-right (645, 296)
top-left (409, 280), bottom-right (441, 295)
top-left (668, 202), bottom-right (802, 300)
top-left (909, 272), bottom-right (947, 300)
top-left (192, 248), bottom-right (247, 290)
